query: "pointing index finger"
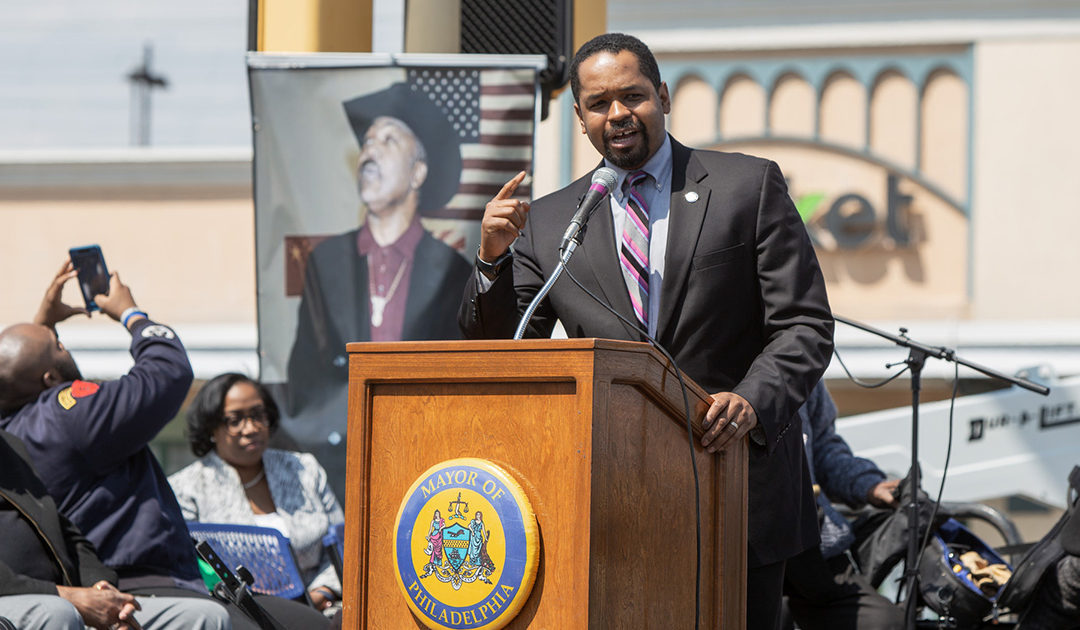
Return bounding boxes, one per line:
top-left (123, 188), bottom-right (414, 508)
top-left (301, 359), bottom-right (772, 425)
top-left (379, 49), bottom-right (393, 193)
top-left (495, 171), bottom-right (527, 201)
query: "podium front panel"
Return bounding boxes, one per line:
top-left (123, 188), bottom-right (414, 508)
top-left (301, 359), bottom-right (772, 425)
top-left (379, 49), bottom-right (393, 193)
top-left (341, 339), bottom-right (746, 629)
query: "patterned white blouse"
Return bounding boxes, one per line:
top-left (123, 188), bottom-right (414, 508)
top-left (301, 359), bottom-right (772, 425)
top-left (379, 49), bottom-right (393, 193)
top-left (168, 448), bottom-right (345, 594)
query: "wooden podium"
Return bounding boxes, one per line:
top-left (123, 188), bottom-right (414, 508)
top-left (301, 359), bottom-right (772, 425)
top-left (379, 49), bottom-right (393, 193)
top-left (341, 339), bottom-right (747, 628)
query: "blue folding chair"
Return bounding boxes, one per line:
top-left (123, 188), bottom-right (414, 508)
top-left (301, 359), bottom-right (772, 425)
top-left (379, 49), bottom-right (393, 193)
top-left (322, 522), bottom-right (346, 582)
top-left (186, 522), bottom-right (309, 603)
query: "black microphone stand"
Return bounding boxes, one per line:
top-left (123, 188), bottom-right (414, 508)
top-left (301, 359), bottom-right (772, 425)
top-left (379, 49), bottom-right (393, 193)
top-left (834, 314), bottom-right (1049, 629)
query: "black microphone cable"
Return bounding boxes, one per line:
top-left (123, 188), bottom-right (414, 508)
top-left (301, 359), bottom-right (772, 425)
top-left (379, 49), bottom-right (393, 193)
top-left (562, 265), bottom-right (703, 630)
top-left (833, 346), bottom-right (910, 388)
top-left (914, 360), bottom-right (960, 578)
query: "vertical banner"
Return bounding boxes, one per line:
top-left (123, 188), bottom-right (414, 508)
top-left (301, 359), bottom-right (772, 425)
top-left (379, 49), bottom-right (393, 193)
top-left (248, 55), bottom-right (543, 495)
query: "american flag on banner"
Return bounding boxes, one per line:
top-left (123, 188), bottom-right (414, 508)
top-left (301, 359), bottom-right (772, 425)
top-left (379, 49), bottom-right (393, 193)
top-left (407, 67), bottom-right (537, 220)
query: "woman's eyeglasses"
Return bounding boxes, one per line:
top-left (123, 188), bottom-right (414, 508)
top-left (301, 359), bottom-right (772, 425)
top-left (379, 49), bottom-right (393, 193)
top-left (222, 407), bottom-right (270, 434)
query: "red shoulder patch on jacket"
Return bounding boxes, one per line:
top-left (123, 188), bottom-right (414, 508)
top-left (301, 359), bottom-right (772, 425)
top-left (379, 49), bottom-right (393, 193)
top-left (71, 380), bottom-right (100, 398)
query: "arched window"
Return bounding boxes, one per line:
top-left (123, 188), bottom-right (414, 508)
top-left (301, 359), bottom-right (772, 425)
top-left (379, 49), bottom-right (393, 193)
top-left (671, 74), bottom-right (718, 146)
top-left (921, 68), bottom-right (969, 202)
top-left (718, 74), bottom-right (766, 139)
top-left (819, 70), bottom-right (867, 149)
top-left (870, 69), bottom-right (918, 169)
top-left (770, 72), bottom-right (815, 137)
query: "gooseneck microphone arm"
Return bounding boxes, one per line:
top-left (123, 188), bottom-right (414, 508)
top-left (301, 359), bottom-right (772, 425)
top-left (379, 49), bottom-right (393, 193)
top-left (513, 168), bottom-right (617, 340)
top-left (513, 244), bottom-right (573, 340)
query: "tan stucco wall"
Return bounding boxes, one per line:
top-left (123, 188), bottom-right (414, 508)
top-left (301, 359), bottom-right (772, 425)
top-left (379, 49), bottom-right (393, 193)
top-left (0, 195), bottom-right (255, 328)
top-left (971, 37), bottom-right (1080, 319)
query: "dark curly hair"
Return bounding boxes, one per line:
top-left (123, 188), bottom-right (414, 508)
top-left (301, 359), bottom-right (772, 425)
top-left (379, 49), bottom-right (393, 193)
top-left (569, 32), bottom-right (662, 107)
top-left (186, 373), bottom-right (280, 457)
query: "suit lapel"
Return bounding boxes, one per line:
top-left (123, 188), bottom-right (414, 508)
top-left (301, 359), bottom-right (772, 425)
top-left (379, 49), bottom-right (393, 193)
top-left (344, 237), bottom-right (371, 343)
top-left (312, 231), bottom-right (370, 346)
top-left (580, 166), bottom-right (646, 341)
top-left (657, 142), bottom-right (710, 342)
top-left (401, 232), bottom-right (440, 339)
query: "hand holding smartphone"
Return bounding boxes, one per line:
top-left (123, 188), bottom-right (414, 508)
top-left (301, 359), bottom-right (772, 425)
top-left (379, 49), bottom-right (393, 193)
top-left (68, 245), bottom-right (110, 312)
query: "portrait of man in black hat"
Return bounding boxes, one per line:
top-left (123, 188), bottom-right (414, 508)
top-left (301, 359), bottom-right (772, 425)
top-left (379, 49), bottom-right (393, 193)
top-left (285, 82), bottom-right (472, 421)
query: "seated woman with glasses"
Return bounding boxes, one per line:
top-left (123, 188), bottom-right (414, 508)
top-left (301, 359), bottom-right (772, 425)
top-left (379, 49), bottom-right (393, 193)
top-left (168, 373), bottom-right (345, 612)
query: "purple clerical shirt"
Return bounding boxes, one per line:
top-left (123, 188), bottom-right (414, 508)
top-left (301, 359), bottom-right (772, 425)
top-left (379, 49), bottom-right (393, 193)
top-left (355, 216), bottom-right (424, 342)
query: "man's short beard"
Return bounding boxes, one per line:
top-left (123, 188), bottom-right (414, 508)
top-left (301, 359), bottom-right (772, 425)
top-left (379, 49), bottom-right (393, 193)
top-left (603, 126), bottom-right (651, 170)
top-left (56, 355), bottom-right (82, 383)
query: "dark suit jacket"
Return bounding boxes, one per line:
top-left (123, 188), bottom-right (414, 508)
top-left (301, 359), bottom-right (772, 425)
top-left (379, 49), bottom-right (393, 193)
top-left (459, 138), bottom-right (834, 567)
top-left (287, 228), bottom-right (472, 418)
top-left (1, 429), bottom-right (116, 594)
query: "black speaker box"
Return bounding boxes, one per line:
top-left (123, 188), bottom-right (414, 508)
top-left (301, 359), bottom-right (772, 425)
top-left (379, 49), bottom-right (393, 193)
top-left (460, 0), bottom-right (573, 116)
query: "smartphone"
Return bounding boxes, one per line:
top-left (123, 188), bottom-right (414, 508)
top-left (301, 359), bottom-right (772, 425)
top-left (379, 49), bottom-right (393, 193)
top-left (68, 245), bottom-right (110, 312)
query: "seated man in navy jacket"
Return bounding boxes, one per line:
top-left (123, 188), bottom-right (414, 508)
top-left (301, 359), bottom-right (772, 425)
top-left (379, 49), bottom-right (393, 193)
top-left (782, 380), bottom-right (903, 630)
top-left (0, 260), bottom-right (328, 629)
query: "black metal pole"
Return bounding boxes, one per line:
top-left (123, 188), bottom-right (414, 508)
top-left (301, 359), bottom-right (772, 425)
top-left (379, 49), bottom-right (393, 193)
top-left (139, 44), bottom-right (152, 146)
top-left (247, 0), bottom-right (259, 52)
top-left (903, 347), bottom-right (926, 629)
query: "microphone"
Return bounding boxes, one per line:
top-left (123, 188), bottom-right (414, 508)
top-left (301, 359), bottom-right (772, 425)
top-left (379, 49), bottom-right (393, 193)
top-left (515, 167), bottom-right (617, 340)
top-left (559, 167), bottom-right (617, 253)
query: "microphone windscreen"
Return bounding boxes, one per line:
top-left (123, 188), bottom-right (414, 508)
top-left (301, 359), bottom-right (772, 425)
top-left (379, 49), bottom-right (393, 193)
top-left (592, 167), bottom-right (617, 192)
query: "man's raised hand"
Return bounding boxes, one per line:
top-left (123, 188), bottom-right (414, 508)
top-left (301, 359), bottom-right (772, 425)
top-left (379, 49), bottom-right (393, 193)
top-left (34, 259), bottom-right (89, 329)
top-left (93, 272), bottom-right (138, 322)
top-left (479, 171), bottom-right (531, 262)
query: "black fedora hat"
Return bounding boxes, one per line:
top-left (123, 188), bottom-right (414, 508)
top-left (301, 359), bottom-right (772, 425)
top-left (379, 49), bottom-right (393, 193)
top-left (343, 82), bottom-right (462, 214)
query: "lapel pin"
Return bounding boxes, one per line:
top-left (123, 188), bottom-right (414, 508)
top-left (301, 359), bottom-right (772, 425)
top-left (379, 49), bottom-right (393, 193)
top-left (684, 191), bottom-right (700, 203)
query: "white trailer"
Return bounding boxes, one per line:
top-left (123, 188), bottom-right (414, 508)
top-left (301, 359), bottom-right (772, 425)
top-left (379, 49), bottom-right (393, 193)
top-left (837, 367), bottom-right (1079, 508)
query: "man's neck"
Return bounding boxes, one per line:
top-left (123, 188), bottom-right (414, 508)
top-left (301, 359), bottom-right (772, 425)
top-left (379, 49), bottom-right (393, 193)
top-left (366, 205), bottom-right (418, 246)
top-left (0, 389), bottom-right (43, 417)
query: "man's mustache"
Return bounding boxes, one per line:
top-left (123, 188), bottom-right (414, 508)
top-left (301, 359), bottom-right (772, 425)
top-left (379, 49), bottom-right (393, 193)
top-left (604, 119), bottom-right (642, 141)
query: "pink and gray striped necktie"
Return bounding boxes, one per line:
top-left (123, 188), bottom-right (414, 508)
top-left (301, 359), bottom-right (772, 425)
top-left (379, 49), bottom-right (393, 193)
top-left (619, 170), bottom-right (650, 327)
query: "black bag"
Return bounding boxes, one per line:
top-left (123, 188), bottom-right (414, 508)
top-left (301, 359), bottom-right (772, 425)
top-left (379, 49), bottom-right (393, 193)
top-left (919, 518), bottom-right (1013, 627)
top-left (996, 465), bottom-right (1080, 614)
top-left (856, 469), bottom-right (952, 588)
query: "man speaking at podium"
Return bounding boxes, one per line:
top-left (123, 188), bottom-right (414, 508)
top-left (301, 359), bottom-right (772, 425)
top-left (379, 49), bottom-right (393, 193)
top-left (459, 33), bottom-right (834, 630)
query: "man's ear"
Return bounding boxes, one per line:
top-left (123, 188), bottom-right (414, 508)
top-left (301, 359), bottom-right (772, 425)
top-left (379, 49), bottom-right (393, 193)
top-left (412, 160), bottom-right (428, 191)
top-left (574, 103), bottom-right (586, 134)
top-left (42, 369), bottom-right (62, 389)
top-left (659, 81), bottom-right (671, 115)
